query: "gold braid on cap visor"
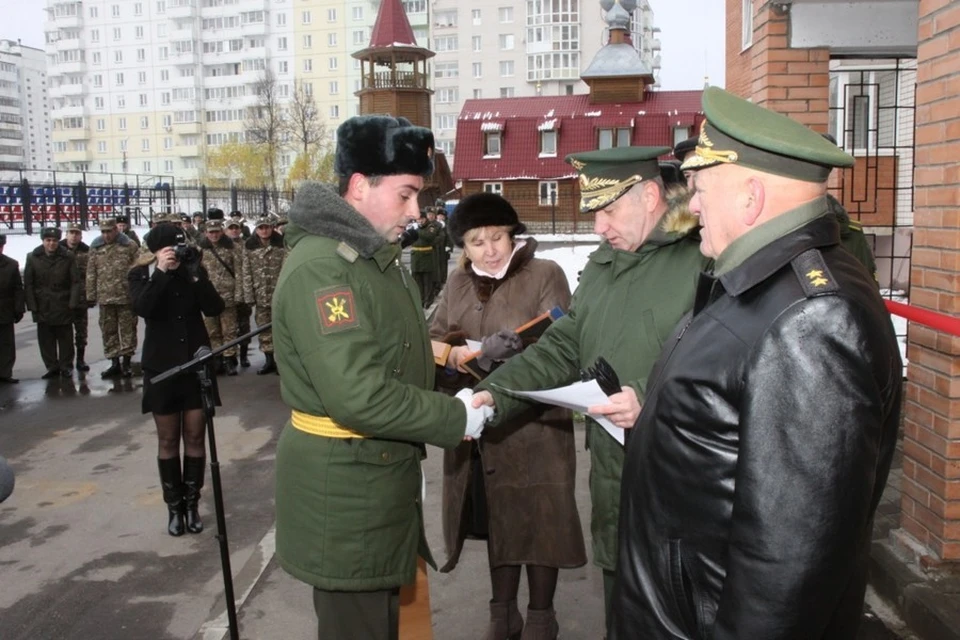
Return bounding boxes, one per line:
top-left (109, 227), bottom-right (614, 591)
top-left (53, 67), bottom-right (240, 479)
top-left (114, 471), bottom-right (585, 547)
top-left (579, 174), bottom-right (643, 211)
top-left (683, 120), bottom-right (740, 168)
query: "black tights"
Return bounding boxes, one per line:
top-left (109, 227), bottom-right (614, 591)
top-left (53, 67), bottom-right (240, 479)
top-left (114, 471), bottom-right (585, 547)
top-left (154, 409), bottom-right (206, 460)
top-left (489, 561), bottom-right (559, 611)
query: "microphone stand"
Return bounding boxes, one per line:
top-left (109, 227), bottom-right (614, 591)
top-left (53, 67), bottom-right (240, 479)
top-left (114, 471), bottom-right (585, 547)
top-left (152, 322), bottom-right (272, 640)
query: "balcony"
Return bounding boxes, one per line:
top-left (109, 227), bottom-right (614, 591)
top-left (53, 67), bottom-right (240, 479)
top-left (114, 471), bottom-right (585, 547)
top-left (241, 21), bottom-right (267, 37)
top-left (49, 82), bottom-right (85, 98)
top-left (169, 74), bottom-right (199, 89)
top-left (55, 104), bottom-right (85, 119)
top-left (173, 121), bottom-right (201, 135)
top-left (60, 148), bottom-right (93, 163)
top-left (170, 50), bottom-right (199, 65)
top-left (173, 144), bottom-right (201, 158)
top-left (168, 0), bottom-right (197, 19)
top-left (651, 38), bottom-right (661, 51)
top-left (50, 13), bottom-right (81, 29)
top-left (51, 60), bottom-right (86, 75)
top-left (52, 127), bottom-right (90, 142)
top-left (203, 73), bottom-right (243, 88)
top-left (55, 36), bottom-right (82, 52)
top-left (171, 26), bottom-right (196, 41)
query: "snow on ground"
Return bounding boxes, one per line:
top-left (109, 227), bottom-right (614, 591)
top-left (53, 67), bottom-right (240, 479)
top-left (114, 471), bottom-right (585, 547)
top-left (1, 225), bottom-right (152, 268)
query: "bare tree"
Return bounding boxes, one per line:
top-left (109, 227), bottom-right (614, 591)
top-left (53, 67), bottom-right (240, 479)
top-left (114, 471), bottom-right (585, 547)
top-left (286, 80), bottom-right (328, 157)
top-left (245, 70), bottom-right (285, 209)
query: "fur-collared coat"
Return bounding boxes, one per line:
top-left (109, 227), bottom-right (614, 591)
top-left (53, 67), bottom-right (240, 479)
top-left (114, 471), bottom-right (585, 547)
top-left (24, 245), bottom-right (81, 325)
top-left (430, 239), bottom-right (587, 572)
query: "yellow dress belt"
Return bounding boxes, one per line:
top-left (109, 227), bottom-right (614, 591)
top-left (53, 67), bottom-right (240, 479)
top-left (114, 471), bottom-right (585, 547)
top-left (290, 410), bottom-right (366, 439)
top-left (409, 246), bottom-right (433, 252)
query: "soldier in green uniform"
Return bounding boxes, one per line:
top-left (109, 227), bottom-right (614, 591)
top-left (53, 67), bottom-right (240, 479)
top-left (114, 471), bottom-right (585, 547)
top-left (242, 215), bottom-right (285, 374)
top-left (472, 146), bottom-right (712, 634)
top-left (60, 222), bottom-right (92, 371)
top-left (116, 214), bottom-right (141, 248)
top-left (409, 210), bottom-right (438, 308)
top-left (199, 219), bottom-right (244, 376)
top-left (24, 227), bottom-right (81, 378)
top-left (273, 115), bottom-right (491, 640)
top-left (88, 218), bottom-right (139, 378)
top-left (0, 233), bottom-right (25, 383)
top-left (821, 134), bottom-right (878, 280)
top-left (226, 218), bottom-right (253, 367)
top-left (428, 207), bottom-right (450, 298)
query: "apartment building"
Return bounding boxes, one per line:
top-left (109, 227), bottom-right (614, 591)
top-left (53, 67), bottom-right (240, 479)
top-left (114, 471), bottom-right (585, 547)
top-left (44, 0), bottom-right (660, 183)
top-left (0, 39), bottom-right (52, 172)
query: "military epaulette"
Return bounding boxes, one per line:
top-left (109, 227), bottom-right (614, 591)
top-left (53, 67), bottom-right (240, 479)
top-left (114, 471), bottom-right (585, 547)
top-left (336, 242), bottom-right (359, 264)
top-left (848, 220), bottom-right (863, 231)
top-left (791, 248), bottom-right (840, 297)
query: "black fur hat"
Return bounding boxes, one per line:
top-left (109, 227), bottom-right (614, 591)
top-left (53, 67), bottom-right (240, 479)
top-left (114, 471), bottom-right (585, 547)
top-left (335, 115), bottom-right (435, 178)
top-left (449, 193), bottom-right (526, 247)
top-left (208, 208), bottom-right (225, 220)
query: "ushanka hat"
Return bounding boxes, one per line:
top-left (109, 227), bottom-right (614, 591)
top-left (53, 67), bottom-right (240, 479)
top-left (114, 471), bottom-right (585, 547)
top-left (334, 115), bottom-right (435, 178)
top-left (681, 86), bottom-right (854, 182)
top-left (40, 227), bottom-right (62, 240)
top-left (147, 225), bottom-right (185, 253)
top-left (449, 192), bottom-right (527, 247)
top-left (565, 146), bottom-right (670, 213)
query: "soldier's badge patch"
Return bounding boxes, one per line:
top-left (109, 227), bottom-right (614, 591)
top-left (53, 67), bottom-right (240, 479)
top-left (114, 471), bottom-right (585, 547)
top-left (316, 285), bottom-right (359, 334)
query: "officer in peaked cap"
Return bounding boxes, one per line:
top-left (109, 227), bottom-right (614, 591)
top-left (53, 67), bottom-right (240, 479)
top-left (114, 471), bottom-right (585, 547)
top-left (672, 134), bottom-right (699, 188)
top-left (471, 145), bottom-right (711, 635)
top-left (25, 226), bottom-right (80, 378)
top-left (610, 86), bottom-right (903, 639)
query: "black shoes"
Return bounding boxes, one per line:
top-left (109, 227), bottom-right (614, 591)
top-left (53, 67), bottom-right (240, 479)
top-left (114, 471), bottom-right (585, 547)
top-left (76, 347), bottom-right (90, 372)
top-left (224, 356), bottom-right (238, 377)
top-left (239, 345), bottom-right (251, 368)
top-left (101, 357), bottom-right (122, 379)
top-left (121, 355), bottom-right (133, 378)
top-left (257, 352), bottom-right (277, 375)
top-left (182, 456), bottom-right (205, 534)
top-left (41, 369), bottom-right (60, 379)
top-left (158, 457), bottom-right (185, 537)
top-left (0, 376), bottom-right (18, 384)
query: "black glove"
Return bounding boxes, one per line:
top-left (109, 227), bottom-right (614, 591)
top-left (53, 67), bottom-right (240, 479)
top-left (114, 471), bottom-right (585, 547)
top-left (14, 312), bottom-right (23, 323)
top-left (476, 330), bottom-right (523, 372)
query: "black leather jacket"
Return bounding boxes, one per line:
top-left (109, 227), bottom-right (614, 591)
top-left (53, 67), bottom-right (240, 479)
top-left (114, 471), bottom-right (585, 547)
top-left (611, 214), bottom-right (902, 639)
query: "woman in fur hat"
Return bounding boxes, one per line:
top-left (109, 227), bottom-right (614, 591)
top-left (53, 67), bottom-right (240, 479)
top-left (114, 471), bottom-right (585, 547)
top-left (129, 225), bottom-right (225, 537)
top-left (430, 192), bottom-right (586, 640)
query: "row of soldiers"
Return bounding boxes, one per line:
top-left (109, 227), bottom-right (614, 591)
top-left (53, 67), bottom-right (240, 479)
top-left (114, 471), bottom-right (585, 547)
top-left (0, 209), bottom-right (287, 382)
top-left (408, 206), bottom-right (454, 308)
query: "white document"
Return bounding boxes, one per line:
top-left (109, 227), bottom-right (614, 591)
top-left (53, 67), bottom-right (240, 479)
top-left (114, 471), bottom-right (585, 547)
top-left (490, 379), bottom-right (625, 445)
top-left (465, 339), bottom-right (483, 352)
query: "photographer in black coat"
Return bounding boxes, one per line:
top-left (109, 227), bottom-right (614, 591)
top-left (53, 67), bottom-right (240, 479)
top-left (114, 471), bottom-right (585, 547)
top-left (129, 225), bottom-right (224, 537)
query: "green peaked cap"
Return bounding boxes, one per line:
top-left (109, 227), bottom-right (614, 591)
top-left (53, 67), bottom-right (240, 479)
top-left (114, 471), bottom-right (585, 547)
top-left (681, 86), bottom-right (854, 182)
top-left (565, 145), bottom-right (670, 213)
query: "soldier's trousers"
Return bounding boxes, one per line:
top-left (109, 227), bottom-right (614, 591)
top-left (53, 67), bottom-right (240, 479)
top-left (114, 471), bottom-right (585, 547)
top-left (254, 306), bottom-right (272, 353)
top-left (0, 323), bottom-right (14, 378)
top-left (71, 307), bottom-right (88, 349)
top-left (37, 322), bottom-right (74, 372)
top-left (413, 271), bottom-right (435, 308)
top-left (203, 307), bottom-right (238, 357)
top-left (237, 303), bottom-right (252, 347)
top-left (313, 587), bottom-right (399, 640)
top-left (99, 304), bottom-right (137, 359)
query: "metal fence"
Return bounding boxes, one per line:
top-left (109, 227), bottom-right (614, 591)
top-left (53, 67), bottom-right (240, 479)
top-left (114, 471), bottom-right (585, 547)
top-left (0, 168), bottom-right (292, 234)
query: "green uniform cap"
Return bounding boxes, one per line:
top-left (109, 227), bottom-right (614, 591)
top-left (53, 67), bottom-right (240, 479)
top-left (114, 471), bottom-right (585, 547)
top-left (255, 215), bottom-right (275, 228)
top-left (681, 86), bottom-right (855, 182)
top-left (204, 219), bottom-right (224, 232)
top-left (99, 218), bottom-right (118, 231)
top-left (565, 145), bottom-right (671, 213)
top-left (66, 222), bottom-right (82, 232)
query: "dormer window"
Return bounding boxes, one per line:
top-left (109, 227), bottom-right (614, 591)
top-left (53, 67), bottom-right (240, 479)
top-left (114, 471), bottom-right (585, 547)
top-left (485, 132), bottom-right (502, 157)
top-left (540, 130), bottom-right (557, 156)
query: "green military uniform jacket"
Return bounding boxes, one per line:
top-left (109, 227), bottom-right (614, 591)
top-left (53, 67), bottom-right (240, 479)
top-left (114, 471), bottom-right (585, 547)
top-left (432, 220), bottom-right (450, 283)
top-left (477, 204), bottom-right (711, 571)
top-left (272, 182), bottom-right (467, 592)
top-left (827, 194), bottom-right (878, 281)
top-left (87, 233), bottom-right (137, 305)
top-left (409, 221), bottom-right (438, 274)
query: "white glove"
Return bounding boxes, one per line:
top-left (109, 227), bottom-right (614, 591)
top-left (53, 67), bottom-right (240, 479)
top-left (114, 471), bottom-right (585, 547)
top-left (455, 388), bottom-right (494, 439)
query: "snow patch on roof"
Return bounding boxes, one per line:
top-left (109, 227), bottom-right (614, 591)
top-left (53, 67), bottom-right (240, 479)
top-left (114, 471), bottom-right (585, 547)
top-left (585, 110), bottom-right (602, 117)
top-left (480, 121), bottom-right (504, 132)
top-left (545, 109), bottom-right (555, 117)
top-left (538, 118), bottom-right (558, 131)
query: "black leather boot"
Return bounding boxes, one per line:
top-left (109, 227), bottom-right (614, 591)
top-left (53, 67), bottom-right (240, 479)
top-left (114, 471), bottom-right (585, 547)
top-left (182, 456), bottom-right (205, 534)
top-left (76, 346), bottom-right (90, 372)
top-left (121, 355), bottom-right (133, 378)
top-left (225, 356), bottom-right (238, 377)
top-left (257, 352), bottom-right (277, 375)
top-left (101, 357), bottom-right (121, 379)
top-left (213, 355), bottom-right (225, 376)
top-left (239, 345), bottom-right (251, 368)
top-left (158, 457), bottom-right (185, 537)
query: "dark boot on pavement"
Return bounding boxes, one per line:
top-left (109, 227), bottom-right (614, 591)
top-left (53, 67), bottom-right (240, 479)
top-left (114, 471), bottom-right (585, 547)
top-left (42, 368), bottom-right (60, 379)
top-left (239, 345), bottom-right (251, 368)
top-left (257, 352), bottom-right (277, 375)
top-left (520, 607), bottom-right (558, 640)
top-left (182, 456), bottom-right (205, 534)
top-left (158, 457), bottom-right (185, 537)
top-left (484, 600), bottom-right (524, 640)
top-left (101, 357), bottom-right (121, 379)
top-left (225, 356), bottom-right (238, 377)
top-left (121, 355), bottom-right (133, 378)
top-left (75, 347), bottom-right (89, 372)
top-left (0, 376), bottom-right (18, 383)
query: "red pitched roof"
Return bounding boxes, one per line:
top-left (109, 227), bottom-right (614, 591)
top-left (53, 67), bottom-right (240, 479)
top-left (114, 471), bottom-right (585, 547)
top-left (453, 91), bottom-right (705, 181)
top-left (369, 0), bottom-right (417, 48)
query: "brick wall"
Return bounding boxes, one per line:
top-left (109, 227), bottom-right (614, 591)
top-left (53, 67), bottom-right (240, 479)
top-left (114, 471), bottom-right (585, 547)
top-left (725, 0), bottom-right (752, 98)
top-left (899, 0), bottom-right (960, 563)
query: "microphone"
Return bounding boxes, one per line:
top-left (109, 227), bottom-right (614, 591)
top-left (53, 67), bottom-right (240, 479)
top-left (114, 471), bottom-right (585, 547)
top-left (399, 227), bottom-right (419, 248)
top-left (0, 456), bottom-right (14, 504)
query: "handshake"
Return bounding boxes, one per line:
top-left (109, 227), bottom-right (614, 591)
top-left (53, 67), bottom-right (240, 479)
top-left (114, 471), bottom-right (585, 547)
top-left (455, 388), bottom-right (496, 440)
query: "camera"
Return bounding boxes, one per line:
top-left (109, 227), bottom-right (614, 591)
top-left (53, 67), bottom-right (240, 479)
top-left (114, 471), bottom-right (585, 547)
top-left (174, 243), bottom-right (201, 264)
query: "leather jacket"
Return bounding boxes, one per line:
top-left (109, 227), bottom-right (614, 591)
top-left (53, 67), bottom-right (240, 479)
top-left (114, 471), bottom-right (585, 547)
top-left (611, 214), bottom-right (903, 639)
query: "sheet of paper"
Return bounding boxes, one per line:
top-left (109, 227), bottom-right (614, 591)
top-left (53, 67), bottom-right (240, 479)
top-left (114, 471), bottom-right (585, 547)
top-left (465, 339), bottom-right (483, 352)
top-left (490, 379), bottom-right (625, 445)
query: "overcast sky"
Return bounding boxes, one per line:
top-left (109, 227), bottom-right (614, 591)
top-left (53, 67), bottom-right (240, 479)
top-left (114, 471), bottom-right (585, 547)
top-left (1, 0), bottom-right (724, 90)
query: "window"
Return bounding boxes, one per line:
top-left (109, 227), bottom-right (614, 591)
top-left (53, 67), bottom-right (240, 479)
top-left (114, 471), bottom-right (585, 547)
top-left (539, 181), bottom-right (558, 205)
top-left (598, 128), bottom-right (632, 149)
top-left (540, 130), bottom-right (557, 155)
top-left (142, 160), bottom-right (151, 173)
top-left (92, 52), bottom-right (102, 65)
top-left (161, 92), bottom-right (171, 105)
top-left (434, 35), bottom-right (458, 52)
top-left (142, 139), bottom-right (150, 152)
top-left (156, 1), bottom-right (165, 13)
top-left (279, 60), bottom-right (289, 74)
top-left (472, 9), bottom-right (481, 25)
top-left (436, 114), bottom-right (457, 131)
top-left (330, 104), bottom-right (340, 119)
top-left (277, 36), bottom-right (288, 50)
top-left (303, 35), bottom-right (312, 48)
top-left (329, 56), bottom-right (338, 70)
top-left (139, 94), bottom-right (148, 107)
top-left (136, 25), bottom-right (145, 39)
top-left (161, 69), bottom-right (170, 82)
top-left (499, 6), bottom-right (513, 22)
top-left (741, 0), bottom-right (753, 50)
top-left (90, 29), bottom-right (100, 43)
top-left (483, 182), bottom-right (503, 194)
top-left (141, 116), bottom-right (150, 129)
top-left (829, 69), bottom-right (898, 151)
top-left (117, 95), bottom-right (126, 108)
top-left (113, 27), bottom-right (122, 41)
top-left (303, 82), bottom-right (313, 96)
top-left (435, 62), bottom-right (458, 78)
top-left (96, 118), bottom-right (106, 131)
top-left (673, 126), bottom-right (690, 146)
top-left (138, 71), bottom-right (147, 84)
top-left (162, 114), bottom-right (172, 127)
top-left (402, 0), bottom-right (426, 13)
top-left (112, 4), bottom-right (121, 17)
top-left (353, 30), bottom-right (365, 45)
top-left (158, 24), bottom-right (167, 37)
top-left (473, 88), bottom-right (482, 99)
top-left (135, 2), bottom-right (143, 15)
top-left (137, 49), bottom-right (146, 62)
top-left (499, 87), bottom-right (515, 98)
top-left (327, 8), bottom-right (337, 22)
top-left (484, 133), bottom-right (501, 157)
top-left (119, 117), bottom-right (127, 131)
top-left (500, 61), bottom-right (515, 77)
top-left (302, 10), bottom-right (311, 25)
top-left (437, 87), bottom-right (458, 104)
top-left (164, 160), bottom-right (174, 172)
top-left (438, 140), bottom-right (456, 155)
top-left (93, 74), bottom-right (103, 88)
top-left (352, 6), bottom-right (363, 20)
top-left (435, 10), bottom-right (457, 27)
top-left (277, 12), bottom-right (287, 26)
top-left (304, 59), bottom-right (313, 72)
top-left (472, 62), bottom-right (482, 78)
top-left (329, 81), bottom-right (339, 95)
top-left (328, 33), bottom-right (337, 46)
top-left (90, 6), bottom-right (98, 17)
top-left (472, 36), bottom-right (482, 52)
top-left (98, 141), bottom-right (107, 153)
top-left (499, 34), bottom-right (515, 50)
top-left (158, 46), bottom-right (168, 60)
top-left (94, 96), bottom-right (105, 109)
top-left (116, 72), bottom-right (125, 86)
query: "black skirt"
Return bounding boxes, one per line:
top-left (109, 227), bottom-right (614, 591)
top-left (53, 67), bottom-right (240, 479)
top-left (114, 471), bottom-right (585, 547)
top-left (141, 368), bottom-right (221, 415)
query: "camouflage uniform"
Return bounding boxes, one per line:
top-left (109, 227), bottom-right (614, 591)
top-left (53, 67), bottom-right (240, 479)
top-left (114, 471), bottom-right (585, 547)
top-left (242, 230), bottom-right (286, 353)
top-left (200, 232), bottom-right (244, 358)
top-left (59, 237), bottom-right (91, 353)
top-left (87, 231), bottom-right (138, 359)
